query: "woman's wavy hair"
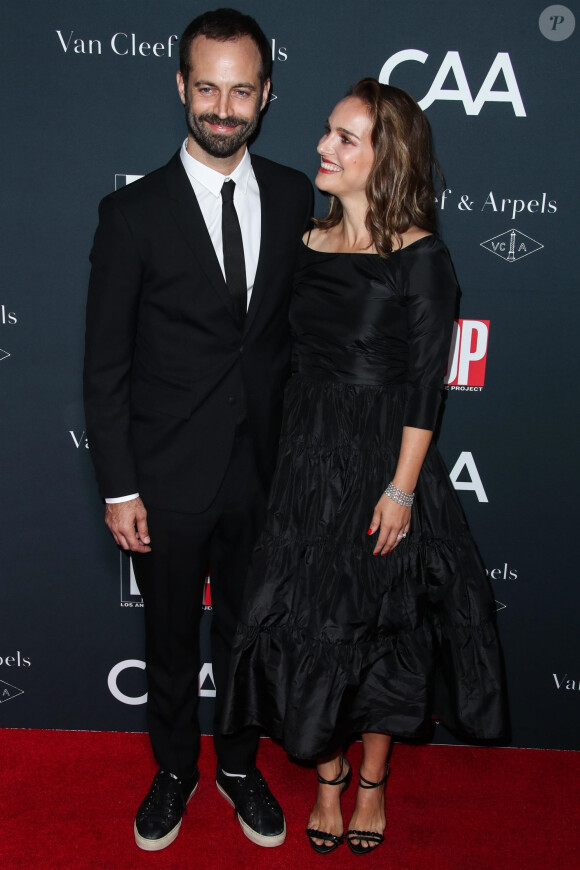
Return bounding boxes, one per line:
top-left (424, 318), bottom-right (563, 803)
top-left (316, 78), bottom-right (442, 256)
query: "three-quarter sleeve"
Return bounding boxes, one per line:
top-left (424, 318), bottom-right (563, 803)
top-left (402, 241), bottom-right (458, 430)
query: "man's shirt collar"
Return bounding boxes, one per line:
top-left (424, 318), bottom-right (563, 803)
top-left (180, 141), bottom-right (252, 197)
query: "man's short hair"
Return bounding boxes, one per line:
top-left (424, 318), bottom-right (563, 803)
top-left (179, 8), bottom-right (273, 88)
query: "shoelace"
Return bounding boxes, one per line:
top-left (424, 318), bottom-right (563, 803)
top-left (141, 774), bottom-right (186, 817)
top-left (235, 771), bottom-right (276, 815)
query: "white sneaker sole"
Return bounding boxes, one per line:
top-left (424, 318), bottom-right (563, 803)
top-left (216, 781), bottom-right (287, 847)
top-left (134, 779), bottom-right (199, 851)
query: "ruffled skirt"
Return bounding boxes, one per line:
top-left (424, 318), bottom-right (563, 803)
top-left (222, 375), bottom-right (508, 759)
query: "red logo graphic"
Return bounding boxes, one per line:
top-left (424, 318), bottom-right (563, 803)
top-left (202, 576), bottom-right (212, 608)
top-left (445, 319), bottom-right (490, 387)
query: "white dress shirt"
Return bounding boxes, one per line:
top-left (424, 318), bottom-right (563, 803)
top-left (105, 142), bottom-right (262, 504)
top-left (179, 140), bottom-right (261, 299)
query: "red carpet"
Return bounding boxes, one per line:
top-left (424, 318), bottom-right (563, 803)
top-left (2, 729), bottom-right (579, 869)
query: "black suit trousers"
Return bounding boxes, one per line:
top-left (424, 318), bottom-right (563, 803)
top-left (131, 422), bottom-right (266, 778)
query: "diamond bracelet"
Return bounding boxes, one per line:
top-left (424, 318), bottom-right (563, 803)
top-left (384, 481), bottom-right (415, 507)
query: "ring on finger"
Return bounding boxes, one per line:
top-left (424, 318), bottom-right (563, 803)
top-left (397, 532), bottom-right (407, 539)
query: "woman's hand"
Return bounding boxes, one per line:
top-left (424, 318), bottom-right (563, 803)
top-left (367, 494), bottom-right (411, 556)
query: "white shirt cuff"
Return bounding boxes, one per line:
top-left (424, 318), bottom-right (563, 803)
top-left (105, 493), bottom-right (139, 503)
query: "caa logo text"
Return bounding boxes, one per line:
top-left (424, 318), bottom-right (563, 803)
top-left (449, 451), bottom-right (488, 503)
top-left (108, 660), bottom-right (216, 704)
top-left (380, 51), bottom-right (525, 116)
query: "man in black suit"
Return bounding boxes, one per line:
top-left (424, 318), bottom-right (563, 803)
top-left (84, 8), bottom-right (312, 852)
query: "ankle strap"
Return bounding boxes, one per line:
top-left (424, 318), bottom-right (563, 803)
top-left (359, 763), bottom-right (390, 789)
top-left (317, 757), bottom-right (350, 786)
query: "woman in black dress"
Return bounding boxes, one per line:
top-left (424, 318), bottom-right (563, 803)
top-left (223, 79), bottom-right (507, 855)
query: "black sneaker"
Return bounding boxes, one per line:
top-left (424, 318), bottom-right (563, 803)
top-left (134, 767), bottom-right (199, 851)
top-left (216, 767), bottom-right (286, 847)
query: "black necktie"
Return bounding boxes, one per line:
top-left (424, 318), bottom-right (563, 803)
top-left (221, 180), bottom-right (247, 325)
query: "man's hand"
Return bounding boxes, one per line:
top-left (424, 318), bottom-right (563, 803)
top-left (104, 497), bottom-right (151, 553)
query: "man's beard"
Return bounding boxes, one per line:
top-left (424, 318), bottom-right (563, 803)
top-left (185, 105), bottom-right (261, 159)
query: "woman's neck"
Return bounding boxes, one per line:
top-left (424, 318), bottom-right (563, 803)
top-left (336, 197), bottom-right (374, 252)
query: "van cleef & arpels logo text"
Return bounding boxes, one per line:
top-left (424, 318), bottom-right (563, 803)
top-left (56, 30), bottom-right (179, 57)
top-left (55, 31), bottom-right (287, 61)
top-left (435, 189), bottom-right (557, 219)
top-left (553, 673), bottom-right (580, 692)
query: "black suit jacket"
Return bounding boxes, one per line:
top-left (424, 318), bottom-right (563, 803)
top-left (84, 151), bottom-right (313, 513)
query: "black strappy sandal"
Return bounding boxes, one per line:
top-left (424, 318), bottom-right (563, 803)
top-left (306, 757), bottom-right (352, 854)
top-left (346, 763), bottom-right (390, 856)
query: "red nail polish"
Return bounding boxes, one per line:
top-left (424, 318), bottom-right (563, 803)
top-left (367, 528), bottom-right (373, 535)
top-left (387, 549), bottom-right (393, 554)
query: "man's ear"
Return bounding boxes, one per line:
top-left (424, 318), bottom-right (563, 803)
top-left (260, 78), bottom-right (271, 111)
top-left (176, 70), bottom-right (186, 106)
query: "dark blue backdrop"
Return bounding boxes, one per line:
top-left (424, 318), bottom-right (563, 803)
top-left (1, 0), bottom-right (578, 750)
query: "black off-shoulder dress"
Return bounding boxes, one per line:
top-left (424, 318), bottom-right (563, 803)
top-left (222, 235), bottom-right (508, 759)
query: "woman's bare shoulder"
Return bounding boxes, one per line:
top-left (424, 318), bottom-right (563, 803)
top-left (302, 226), bottom-right (328, 251)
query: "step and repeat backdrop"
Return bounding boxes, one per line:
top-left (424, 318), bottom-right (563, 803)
top-left (1, 1), bottom-right (578, 750)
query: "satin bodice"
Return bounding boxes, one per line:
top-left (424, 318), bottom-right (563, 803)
top-left (290, 234), bottom-right (458, 430)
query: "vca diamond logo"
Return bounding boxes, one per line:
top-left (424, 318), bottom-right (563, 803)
top-left (480, 228), bottom-right (544, 262)
top-left (0, 679), bottom-right (24, 703)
